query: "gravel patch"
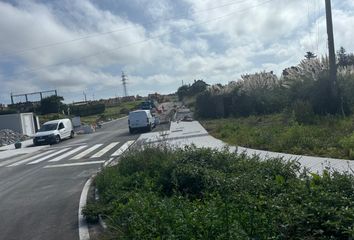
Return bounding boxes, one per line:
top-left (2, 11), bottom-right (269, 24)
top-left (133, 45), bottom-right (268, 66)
top-left (0, 129), bottom-right (29, 147)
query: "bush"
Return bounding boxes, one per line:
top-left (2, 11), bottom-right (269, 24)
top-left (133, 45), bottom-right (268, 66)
top-left (82, 203), bottom-right (100, 224)
top-left (293, 100), bottom-right (315, 124)
top-left (340, 133), bottom-right (354, 159)
top-left (39, 95), bottom-right (65, 114)
top-left (88, 146), bottom-right (354, 239)
top-left (70, 103), bottom-right (105, 117)
top-left (195, 91), bottom-right (225, 118)
top-left (0, 109), bottom-right (18, 115)
top-left (119, 107), bottom-right (129, 115)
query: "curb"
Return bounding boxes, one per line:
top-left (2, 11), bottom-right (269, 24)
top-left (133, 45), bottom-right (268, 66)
top-left (78, 139), bottom-right (136, 240)
top-left (79, 177), bottom-right (93, 240)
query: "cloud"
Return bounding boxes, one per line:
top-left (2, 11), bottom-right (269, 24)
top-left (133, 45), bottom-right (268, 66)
top-left (0, 0), bottom-right (354, 103)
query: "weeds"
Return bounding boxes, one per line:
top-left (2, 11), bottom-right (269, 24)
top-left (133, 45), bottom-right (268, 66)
top-left (85, 146), bottom-right (354, 239)
top-left (202, 114), bottom-right (354, 160)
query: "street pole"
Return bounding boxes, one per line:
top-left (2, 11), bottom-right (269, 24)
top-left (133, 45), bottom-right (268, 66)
top-left (325, 0), bottom-right (337, 93)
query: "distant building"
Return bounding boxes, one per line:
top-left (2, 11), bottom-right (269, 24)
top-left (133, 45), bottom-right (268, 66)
top-left (121, 96), bottom-right (136, 102)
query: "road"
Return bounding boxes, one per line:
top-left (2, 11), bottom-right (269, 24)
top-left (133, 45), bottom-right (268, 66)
top-left (0, 117), bottom-right (141, 240)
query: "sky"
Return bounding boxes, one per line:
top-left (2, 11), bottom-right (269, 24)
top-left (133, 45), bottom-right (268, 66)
top-left (0, 0), bottom-right (354, 104)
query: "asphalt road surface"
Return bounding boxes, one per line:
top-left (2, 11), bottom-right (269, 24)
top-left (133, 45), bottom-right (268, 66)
top-left (0, 117), bottom-right (148, 240)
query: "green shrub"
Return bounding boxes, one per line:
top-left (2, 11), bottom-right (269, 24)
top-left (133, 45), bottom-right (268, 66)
top-left (340, 133), bottom-right (354, 159)
top-left (0, 109), bottom-right (18, 115)
top-left (293, 100), bottom-right (315, 124)
top-left (39, 95), bottom-right (66, 114)
top-left (119, 107), bottom-right (129, 115)
top-left (88, 146), bottom-right (354, 239)
top-left (70, 103), bottom-right (105, 117)
top-left (82, 203), bottom-right (101, 224)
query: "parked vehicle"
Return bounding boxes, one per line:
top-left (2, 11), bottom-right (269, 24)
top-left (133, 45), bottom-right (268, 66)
top-left (140, 100), bottom-right (156, 110)
top-left (33, 119), bottom-right (74, 145)
top-left (128, 110), bottom-right (155, 134)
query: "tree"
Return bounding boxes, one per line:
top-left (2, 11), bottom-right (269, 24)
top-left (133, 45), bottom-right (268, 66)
top-left (337, 47), bottom-right (348, 67)
top-left (177, 85), bottom-right (189, 101)
top-left (39, 95), bottom-right (65, 114)
top-left (337, 47), bottom-right (354, 67)
top-left (305, 51), bottom-right (317, 60)
top-left (176, 80), bottom-right (209, 101)
top-left (189, 79), bottom-right (208, 95)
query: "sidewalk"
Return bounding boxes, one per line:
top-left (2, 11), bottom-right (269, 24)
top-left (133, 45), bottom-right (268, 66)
top-left (0, 139), bottom-right (48, 160)
top-left (137, 121), bottom-right (354, 174)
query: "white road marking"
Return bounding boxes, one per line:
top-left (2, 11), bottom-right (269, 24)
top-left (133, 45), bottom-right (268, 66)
top-left (49, 142), bottom-right (87, 149)
top-left (78, 178), bottom-right (92, 240)
top-left (7, 150), bottom-right (55, 167)
top-left (111, 140), bottom-right (135, 156)
top-left (71, 144), bottom-right (103, 160)
top-left (90, 142), bottom-right (119, 158)
top-left (48, 145), bottom-right (87, 162)
top-left (27, 148), bottom-right (71, 165)
top-left (43, 161), bottom-right (105, 168)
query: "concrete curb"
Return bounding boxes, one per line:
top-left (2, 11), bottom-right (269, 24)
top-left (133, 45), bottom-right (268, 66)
top-left (79, 177), bottom-right (93, 240)
top-left (79, 139), bottom-right (137, 240)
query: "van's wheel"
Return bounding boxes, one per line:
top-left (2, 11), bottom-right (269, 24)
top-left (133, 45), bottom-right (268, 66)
top-left (55, 135), bottom-right (61, 144)
top-left (148, 124), bottom-right (152, 132)
top-left (70, 131), bottom-right (75, 138)
top-left (129, 127), bottom-right (133, 134)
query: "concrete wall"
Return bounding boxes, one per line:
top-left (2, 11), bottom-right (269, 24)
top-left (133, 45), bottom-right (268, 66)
top-left (0, 113), bottom-right (36, 136)
top-left (0, 113), bottom-right (23, 133)
top-left (20, 113), bottom-right (35, 136)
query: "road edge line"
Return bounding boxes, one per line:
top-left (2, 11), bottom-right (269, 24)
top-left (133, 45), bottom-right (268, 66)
top-left (78, 177), bottom-right (93, 240)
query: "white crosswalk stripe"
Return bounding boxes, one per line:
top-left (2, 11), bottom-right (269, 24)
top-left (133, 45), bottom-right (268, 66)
top-left (44, 161), bottom-right (105, 168)
top-left (90, 142), bottom-right (119, 158)
top-left (48, 145), bottom-right (87, 162)
top-left (71, 144), bottom-right (103, 160)
top-left (27, 148), bottom-right (71, 165)
top-left (7, 150), bottom-right (55, 167)
top-left (2, 141), bottom-right (135, 168)
top-left (111, 140), bottom-right (135, 157)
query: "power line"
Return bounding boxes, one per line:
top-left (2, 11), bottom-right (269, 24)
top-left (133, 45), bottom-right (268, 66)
top-left (1, 0), bottom-right (276, 79)
top-left (0, 0), bottom-right (252, 58)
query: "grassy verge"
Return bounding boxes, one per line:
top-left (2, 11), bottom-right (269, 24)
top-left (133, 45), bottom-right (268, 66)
top-left (84, 146), bottom-right (354, 239)
top-left (202, 114), bottom-right (354, 160)
top-left (38, 100), bottom-right (143, 125)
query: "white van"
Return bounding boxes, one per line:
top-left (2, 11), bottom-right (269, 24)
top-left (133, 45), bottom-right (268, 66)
top-left (33, 119), bottom-right (74, 145)
top-left (128, 110), bottom-right (155, 134)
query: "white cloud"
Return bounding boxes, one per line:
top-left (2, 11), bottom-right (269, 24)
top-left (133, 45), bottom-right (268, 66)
top-left (0, 0), bottom-right (354, 103)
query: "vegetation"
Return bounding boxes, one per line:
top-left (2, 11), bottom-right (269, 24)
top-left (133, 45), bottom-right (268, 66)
top-left (39, 95), bottom-right (65, 114)
top-left (85, 146), bottom-right (354, 239)
top-left (70, 103), bottom-right (105, 117)
top-left (38, 100), bottom-right (143, 125)
top-left (174, 50), bottom-right (354, 121)
top-left (172, 50), bottom-right (354, 160)
top-left (202, 114), bottom-right (354, 160)
top-left (177, 79), bottom-right (208, 101)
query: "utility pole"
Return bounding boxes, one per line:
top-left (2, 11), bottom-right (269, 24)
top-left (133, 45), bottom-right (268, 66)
top-left (325, 0), bottom-right (337, 94)
top-left (121, 71), bottom-right (128, 97)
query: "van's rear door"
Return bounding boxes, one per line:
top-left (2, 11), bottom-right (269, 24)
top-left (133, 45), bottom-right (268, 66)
top-left (129, 112), bottom-right (147, 128)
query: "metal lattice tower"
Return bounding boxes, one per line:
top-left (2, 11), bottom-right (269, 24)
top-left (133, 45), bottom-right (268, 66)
top-left (121, 71), bottom-right (128, 97)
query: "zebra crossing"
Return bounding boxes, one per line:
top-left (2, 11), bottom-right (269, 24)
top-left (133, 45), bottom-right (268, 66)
top-left (2, 140), bottom-right (135, 168)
